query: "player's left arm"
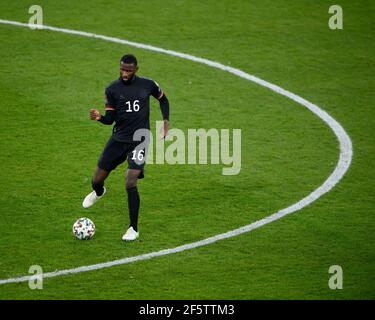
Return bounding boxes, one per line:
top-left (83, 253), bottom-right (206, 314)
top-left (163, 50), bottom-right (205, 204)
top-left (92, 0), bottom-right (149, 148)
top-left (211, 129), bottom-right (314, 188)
top-left (158, 94), bottom-right (170, 138)
top-left (151, 81), bottom-right (170, 138)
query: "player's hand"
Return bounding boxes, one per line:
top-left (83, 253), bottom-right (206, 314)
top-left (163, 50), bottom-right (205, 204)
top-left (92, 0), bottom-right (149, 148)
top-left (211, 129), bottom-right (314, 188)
top-left (160, 119), bottom-right (169, 139)
top-left (89, 109), bottom-right (101, 121)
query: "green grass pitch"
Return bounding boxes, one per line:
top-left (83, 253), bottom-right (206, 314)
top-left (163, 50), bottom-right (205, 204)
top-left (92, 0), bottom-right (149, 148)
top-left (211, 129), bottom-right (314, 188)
top-left (0, 0), bottom-right (374, 299)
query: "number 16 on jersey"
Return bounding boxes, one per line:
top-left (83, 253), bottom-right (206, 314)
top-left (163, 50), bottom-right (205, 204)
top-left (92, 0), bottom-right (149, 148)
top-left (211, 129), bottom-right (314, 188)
top-left (125, 100), bottom-right (140, 112)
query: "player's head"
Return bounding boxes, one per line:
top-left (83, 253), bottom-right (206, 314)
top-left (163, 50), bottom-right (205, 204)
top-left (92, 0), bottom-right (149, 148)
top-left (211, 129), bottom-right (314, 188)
top-left (120, 54), bottom-right (138, 82)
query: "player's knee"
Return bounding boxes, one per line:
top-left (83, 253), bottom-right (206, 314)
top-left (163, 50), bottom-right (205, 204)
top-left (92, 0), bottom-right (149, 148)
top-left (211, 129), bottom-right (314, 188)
top-left (125, 178), bottom-right (137, 190)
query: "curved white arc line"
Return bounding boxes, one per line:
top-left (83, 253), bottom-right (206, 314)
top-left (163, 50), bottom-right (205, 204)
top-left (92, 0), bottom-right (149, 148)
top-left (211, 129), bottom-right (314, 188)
top-left (0, 19), bottom-right (352, 285)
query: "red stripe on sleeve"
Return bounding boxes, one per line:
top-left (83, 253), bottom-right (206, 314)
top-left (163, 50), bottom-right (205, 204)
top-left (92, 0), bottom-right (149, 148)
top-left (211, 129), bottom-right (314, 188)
top-left (157, 91), bottom-right (164, 100)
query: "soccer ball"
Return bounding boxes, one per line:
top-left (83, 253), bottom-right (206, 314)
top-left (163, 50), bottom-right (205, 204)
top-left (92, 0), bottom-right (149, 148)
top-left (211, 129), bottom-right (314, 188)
top-left (72, 217), bottom-right (96, 240)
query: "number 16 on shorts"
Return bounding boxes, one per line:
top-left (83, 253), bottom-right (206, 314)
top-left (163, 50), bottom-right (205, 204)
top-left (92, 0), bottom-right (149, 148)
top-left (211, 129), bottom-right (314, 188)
top-left (132, 148), bottom-right (145, 165)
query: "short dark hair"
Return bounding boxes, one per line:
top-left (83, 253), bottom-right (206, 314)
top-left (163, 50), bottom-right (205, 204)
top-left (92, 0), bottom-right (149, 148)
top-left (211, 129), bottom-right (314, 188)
top-left (120, 54), bottom-right (137, 66)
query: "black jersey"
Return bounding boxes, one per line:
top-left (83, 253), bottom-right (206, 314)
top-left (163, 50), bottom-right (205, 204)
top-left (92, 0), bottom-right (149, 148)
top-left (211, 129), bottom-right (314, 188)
top-left (104, 75), bottom-right (163, 142)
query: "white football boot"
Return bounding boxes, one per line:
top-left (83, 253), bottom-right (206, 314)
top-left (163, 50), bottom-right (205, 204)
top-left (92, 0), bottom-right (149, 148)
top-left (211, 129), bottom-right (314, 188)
top-left (82, 187), bottom-right (106, 208)
top-left (122, 227), bottom-right (139, 241)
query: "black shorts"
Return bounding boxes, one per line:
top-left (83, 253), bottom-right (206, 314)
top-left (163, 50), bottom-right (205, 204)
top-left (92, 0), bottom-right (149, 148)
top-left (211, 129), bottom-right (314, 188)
top-left (97, 137), bottom-right (147, 179)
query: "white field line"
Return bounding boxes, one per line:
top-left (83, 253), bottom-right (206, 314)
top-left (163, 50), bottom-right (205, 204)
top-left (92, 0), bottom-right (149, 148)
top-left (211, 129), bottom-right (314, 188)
top-left (0, 19), bottom-right (353, 285)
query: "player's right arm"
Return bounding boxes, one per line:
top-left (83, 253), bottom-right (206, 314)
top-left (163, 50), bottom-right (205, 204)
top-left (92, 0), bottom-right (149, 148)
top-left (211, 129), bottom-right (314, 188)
top-left (89, 108), bottom-right (115, 124)
top-left (89, 87), bottom-right (116, 124)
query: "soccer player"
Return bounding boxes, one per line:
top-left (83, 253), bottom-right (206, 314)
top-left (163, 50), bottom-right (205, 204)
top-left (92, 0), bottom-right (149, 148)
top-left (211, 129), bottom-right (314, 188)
top-left (82, 54), bottom-right (170, 241)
